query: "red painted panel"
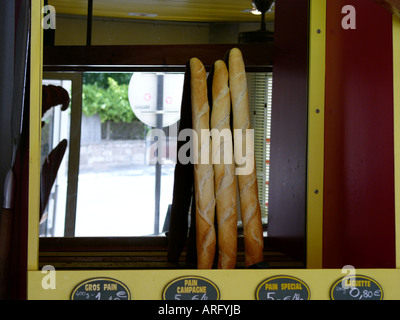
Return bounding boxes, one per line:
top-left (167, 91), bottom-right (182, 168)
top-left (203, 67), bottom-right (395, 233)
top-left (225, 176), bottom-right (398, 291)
top-left (323, 0), bottom-right (395, 268)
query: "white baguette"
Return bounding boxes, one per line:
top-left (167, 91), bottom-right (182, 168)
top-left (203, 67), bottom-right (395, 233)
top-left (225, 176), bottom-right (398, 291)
top-left (190, 57), bottom-right (216, 269)
top-left (211, 60), bottom-right (238, 269)
top-left (228, 48), bottom-right (264, 267)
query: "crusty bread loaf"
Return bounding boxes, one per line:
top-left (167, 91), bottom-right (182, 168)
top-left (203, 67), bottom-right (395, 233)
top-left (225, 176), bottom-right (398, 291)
top-left (228, 48), bottom-right (264, 267)
top-left (210, 60), bottom-right (238, 269)
top-left (190, 57), bottom-right (216, 269)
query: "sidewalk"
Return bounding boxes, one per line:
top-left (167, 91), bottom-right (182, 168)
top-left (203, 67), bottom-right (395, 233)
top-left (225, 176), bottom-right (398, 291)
top-left (75, 163), bottom-right (175, 237)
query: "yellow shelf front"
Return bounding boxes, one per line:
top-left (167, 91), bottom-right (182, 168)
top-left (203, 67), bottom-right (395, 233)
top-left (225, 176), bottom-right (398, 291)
top-left (28, 268), bottom-right (400, 300)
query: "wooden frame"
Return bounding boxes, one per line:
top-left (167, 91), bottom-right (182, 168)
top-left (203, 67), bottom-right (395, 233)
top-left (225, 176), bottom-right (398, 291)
top-left (39, 2), bottom-right (310, 270)
top-left (40, 43), bottom-right (285, 267)
top-left (43, 44), bottom-right (273, 72)
top-left (267, 0), bottom-right (311, 266)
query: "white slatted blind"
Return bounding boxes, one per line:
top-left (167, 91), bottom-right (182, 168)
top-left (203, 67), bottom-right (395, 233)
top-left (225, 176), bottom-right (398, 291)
top-left (248, 72), bottom-right (273, 225)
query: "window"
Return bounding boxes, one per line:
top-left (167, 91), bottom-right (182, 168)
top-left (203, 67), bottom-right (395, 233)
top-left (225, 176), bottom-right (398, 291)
top-left (40, 70), bottom-right (273, 238)
top-left (40, 76), bottom-right (72, 236)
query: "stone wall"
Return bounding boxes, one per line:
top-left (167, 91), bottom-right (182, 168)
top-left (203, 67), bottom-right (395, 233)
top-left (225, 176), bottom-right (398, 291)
top-left (79, 140), bottom-right (147, 170)
top-left (79, 115), bottom-right (177, 171)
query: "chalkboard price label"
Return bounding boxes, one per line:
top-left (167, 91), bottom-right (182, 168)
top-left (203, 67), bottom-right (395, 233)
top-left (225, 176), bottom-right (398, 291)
top-left (330, 275), bottom-right (383, 300)
top-left (162, 276), bottom-right (220, 300)
top-left (255, 276), bottom-right (310, 300)
top-left (71, 278), bottom-right (131, 300)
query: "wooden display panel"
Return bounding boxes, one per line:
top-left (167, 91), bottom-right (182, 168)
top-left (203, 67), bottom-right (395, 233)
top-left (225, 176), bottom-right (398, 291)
top-left (26, 0), bottom-right (400, 301)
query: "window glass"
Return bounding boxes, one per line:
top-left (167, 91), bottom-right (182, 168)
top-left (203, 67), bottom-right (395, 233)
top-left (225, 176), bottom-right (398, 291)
top-left (75, 72), bottom-right (181, 236)
top-left (40, 71), bottom-right (272, 237)
top-left (40, 78), bottom-right (72, 237)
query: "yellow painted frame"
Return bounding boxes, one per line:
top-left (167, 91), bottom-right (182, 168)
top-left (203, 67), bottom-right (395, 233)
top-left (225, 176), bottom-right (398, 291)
top-left (393, 14), bottom-right (400, 269)
top-left (306, 0), bottom-right (326, 269)
top-left (28, 268), bottom-right (400, 300)
top-left (28, 0), bottom-right (43, 272)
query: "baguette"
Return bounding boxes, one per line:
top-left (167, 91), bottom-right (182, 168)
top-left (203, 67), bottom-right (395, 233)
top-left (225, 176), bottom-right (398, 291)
top-left (210, 60), bottom-right (238, 269)
top-left (228, 48), bottom-right (264, 267)
top-left (190, 57), bottom-right (216, 269)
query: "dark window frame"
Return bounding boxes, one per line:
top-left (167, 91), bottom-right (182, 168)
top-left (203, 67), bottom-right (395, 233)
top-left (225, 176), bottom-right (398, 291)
top-left (40, 5), bottom-right (310, 268)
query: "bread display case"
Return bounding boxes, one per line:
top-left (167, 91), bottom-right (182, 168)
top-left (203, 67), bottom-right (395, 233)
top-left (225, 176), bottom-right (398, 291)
top-left (24, 0), bottom-right (400, 300)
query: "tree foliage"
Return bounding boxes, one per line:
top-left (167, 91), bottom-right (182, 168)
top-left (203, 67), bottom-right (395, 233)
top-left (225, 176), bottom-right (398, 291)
top-left (82, 74), bottom-right (137, 123)
top-left (83, 73), bottom-right (132, 89)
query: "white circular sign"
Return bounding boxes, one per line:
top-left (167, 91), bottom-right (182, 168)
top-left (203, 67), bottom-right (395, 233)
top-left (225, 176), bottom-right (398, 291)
top-left (128, 73), bottom-right (184, 127)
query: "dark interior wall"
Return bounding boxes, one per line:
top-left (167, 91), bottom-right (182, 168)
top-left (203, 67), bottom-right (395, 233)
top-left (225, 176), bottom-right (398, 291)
top-left (0, 0), bottom-right (29, 300)
top-left (267, 0), bottom-right (310, 264)
top-left (0, 1), bottom-right (16, 210)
